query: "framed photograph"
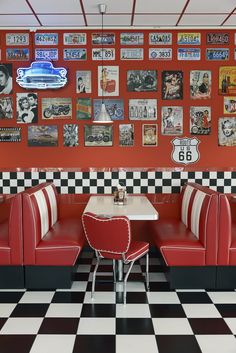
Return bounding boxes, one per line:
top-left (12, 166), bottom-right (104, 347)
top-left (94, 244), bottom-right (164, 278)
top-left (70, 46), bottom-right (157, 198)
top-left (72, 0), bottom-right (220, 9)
top-left (92, 33), bottom-right (115, 45)
top-left (42, 98), bottom-right (72, 120)
top-left (190, 70), bottom-right (211, 99)
top-left (76, 71), bottom-right (91, 93)
top-left (142, 124), bottom-right (158, 147)
top-left (76, 98), bottom-right (92, 120)
top-left (63, 124), bottom-right (79, 147)
top-left (93, 99), bottom-right (124, 121)
top-left (98, 66), bottom-right (119, 97)
top-left (129, 99), bottom-right (157, 120)
top-left (28, 125), bottom-right (58, 147)
top-left (162, 71), bottom-right (183, 100)
top-left (63, 33), bottom-right (86, 45)
top-left (16, 93), bottom-right (38, 123)
top-left (0, 127), bottom-right (21, 142)
top-left (127, 70), bottom-right (157, 92)
top-left (0, 97), bottom-right (13, 119)
top-left (218, 117), bottom-right (236, 146)
top-left (224, 97), bottom-right (236, 114)
top-left (84, 125), bottom-right (113, 147)
top-left (161, 106), bottom-right (183, 135)
top-left (119, 124), bottom-right (134, 146)
top-left (0, 63), bottom-right (13, 94)
top-left (219, 66), bottom-right (236, 95)
top-left (190, 106), bottom-right (211, 135)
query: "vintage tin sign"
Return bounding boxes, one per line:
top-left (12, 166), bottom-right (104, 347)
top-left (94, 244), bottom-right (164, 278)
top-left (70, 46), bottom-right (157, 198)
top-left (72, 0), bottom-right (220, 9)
top-left (149, 32), bottom-right (172, 45)
top-left (92, 33), bottom-right (115, 45)
top-left (120, 33), bottom-right (144, 45)
top-left (63, 49), bottom-right (87, 61)
top-left (63, 33), bottom-right (86, 45)
top-left (149, 48), bottom-right (172, 60)
top-left (120, 48), bottom-right (143, 60)
top-left (224, 97), bottom-right (236, 114)
top-left (207, 33), bottom-right (229, 44)
top-left (219, 66), bottom-right (236, 95)
top-left (177, 33), bottom-right (201, 45)
top-left (6, 33), bottom-right (29, 46)
top-left (0, 127), bottom-right (21, 142)
top-left (35, 48), bottom-right (58, 61)
top-left (178, 48), bottom-right (201, 60)
top-left (171, 137), bottom-right (200, 165)
top-left (35, 33), bottom-right (58, 45)
top-left (6, 48), bottom-right (29, 61)
top-left (206, 48), bottom-right (229, 61)
top-left (92, 48), bottom-right (115, 61)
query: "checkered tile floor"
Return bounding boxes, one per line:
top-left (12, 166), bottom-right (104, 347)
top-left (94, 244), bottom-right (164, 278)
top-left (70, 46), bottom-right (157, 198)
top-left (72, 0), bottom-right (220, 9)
top-left (1, 250), bottom-right (236, 353)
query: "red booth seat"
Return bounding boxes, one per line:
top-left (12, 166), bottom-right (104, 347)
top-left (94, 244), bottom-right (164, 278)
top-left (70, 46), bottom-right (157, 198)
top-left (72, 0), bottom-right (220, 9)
top-left (23, 182), bottom-right (85, 288)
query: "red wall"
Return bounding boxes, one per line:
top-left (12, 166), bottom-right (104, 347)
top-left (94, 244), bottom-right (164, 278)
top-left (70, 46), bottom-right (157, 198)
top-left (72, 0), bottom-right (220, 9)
top-left (0, 29), bottom-right (235, 169)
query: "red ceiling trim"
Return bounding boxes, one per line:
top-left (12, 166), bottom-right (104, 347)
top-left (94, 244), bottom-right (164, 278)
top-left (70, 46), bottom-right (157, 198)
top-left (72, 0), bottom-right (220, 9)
top-left (80, 0), bottom-right (87, 26)
top-left (131, 0), bottom-right (136, 26)
top-left (220, 7), bottom-right (236, 26)
top-left (176, 0), bottom-right (190, 26)
top-left (25, 0), bottom-right (42, 26)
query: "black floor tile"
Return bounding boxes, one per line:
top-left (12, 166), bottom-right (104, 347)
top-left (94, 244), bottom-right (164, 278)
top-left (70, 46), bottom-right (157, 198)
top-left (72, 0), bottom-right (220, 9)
top-left (86, 281), bottom-right (116, 292)
top-left (73, 273), bottom-right (90, 281)
top-left (189, 318), bottom-right (232, 334)
top-left (81, 304), bottom-right (116, 317)
top-left (73, 335), bottom-right (115, 353)
top-left (156, 335), bottom-right (202, 353)
top-left (38, 317), bottom-right (79, 334)
top-left (116, 291), bottom-right (148, 304)
top-left (177, 292), bottom-right (212, 304)
top-left (216, 304), bottom-right (236, 317)
top-left (149, 282), bottom-right (172, 291)
top-left (0, 292), bottom-right (24, 303)
top-left (116, 318), bottom-right (154, 334)
top-left (10, 304), bottom-right (49, 317)
top-left (0, 335), bottom-right (35, 353)
top-left (0, 318), bottom-right (7, 330)
top-left (149, 304), bottom-right (186, 318)
top-left (52, 291), bottom-right (85, 303)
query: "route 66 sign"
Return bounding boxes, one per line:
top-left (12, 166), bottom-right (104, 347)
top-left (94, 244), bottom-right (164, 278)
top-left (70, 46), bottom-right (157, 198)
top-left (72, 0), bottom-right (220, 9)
top-left (171, 137), bottom-right (200, 165)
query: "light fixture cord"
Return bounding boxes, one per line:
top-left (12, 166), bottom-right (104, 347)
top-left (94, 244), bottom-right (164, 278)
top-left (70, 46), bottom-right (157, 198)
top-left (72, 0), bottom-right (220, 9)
top-left (101, 9), bottom-right (104, 104)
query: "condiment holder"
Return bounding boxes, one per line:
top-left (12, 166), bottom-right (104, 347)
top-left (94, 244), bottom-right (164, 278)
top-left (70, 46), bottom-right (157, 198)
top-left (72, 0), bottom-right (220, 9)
top-left (114, 183), bottom-right (127, 205)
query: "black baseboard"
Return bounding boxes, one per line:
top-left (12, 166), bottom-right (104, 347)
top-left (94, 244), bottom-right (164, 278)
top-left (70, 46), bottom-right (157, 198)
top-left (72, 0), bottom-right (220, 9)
top-left (0, 266), bottom-right (24, 289)
top-left (216, 266), bottom-right (236, 289)
top-left (167, 266), bottom-right (217, 290)
top-left (25, 265), bottom-right (75, 289)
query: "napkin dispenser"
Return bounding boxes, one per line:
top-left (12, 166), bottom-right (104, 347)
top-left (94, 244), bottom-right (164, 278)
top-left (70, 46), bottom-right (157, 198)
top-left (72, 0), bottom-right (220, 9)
top-left (114, 184), bottom-right (127, 205)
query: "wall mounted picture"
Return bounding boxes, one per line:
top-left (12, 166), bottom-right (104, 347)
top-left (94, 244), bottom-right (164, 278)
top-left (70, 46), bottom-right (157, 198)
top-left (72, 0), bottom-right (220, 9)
top-left (224, 97), bottom-right (236, 114)
top-left (219, 67), bottom-right (236, 95)
top-left (98, 66), bottom-right (119, 97)
top-left (142, 124), bottom-right (158, 147)
top-left (84, 125), bottom-right (113, 147)
top-left (119, 124), bottom-right (134, 146)
top-left (42, 98), bottom-right (72, 120)
top-left (63, 124), bottom-right (79, 147)
top-left (127, 70), bottom-right (157, 92)
top-left (162, 71), bottom-right (183, 100)
top-left (129, 99), bottom-right (157, 120)
top-left (93, 99), bottom-right (124, 121)
top-left (161, 106), bottom-right (183, 135)
top-left (190, 70), bottom-right (211, 99)
top-left (218, 117), bottom-right (236, 146)
top-left (76, 98), bottom-right (91, 120)
top-left (16, 93), bottom-right (38, 123)
top-left (0, 97), bottom-right (13, 119)
top-left (76, 70), bottom-right (91, 93)
top-left (0, 63), bottom-right (12, 94)
top-left (0, 127), bottom-right (21, 142)
top-left (190, 106), bottom-right (211, 135)
top-left (28, 125), bottom-right (58, 147)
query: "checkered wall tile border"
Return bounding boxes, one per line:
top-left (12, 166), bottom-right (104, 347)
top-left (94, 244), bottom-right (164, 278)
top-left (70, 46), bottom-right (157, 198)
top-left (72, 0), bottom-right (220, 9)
top-left (0, 170), bottom-right (235, 194)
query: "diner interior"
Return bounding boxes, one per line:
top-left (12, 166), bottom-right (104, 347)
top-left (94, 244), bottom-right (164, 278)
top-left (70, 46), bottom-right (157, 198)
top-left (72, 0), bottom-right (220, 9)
top-left (1, 1), bottom-right (236, 353)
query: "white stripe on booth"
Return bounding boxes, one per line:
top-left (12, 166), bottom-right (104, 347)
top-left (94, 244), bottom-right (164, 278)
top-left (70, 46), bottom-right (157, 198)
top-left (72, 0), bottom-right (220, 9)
top-left (190, 190), bottom-right (206, 239)
top-left (45, 185), bottom-right (58, 226)
top-left (34, 190), bottom-right (49, 238)
top-left (181, 185), bottom-right (194, 227)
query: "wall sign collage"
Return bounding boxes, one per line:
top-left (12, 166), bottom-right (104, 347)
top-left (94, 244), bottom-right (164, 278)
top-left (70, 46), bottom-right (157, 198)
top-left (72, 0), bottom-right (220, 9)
top-left (0, 30), bottom-right (236, 158)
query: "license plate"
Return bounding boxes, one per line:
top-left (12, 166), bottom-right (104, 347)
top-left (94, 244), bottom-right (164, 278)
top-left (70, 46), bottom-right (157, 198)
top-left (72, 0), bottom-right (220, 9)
top-left (206, 48), bottom-right (229, 60)
top-left (92, 48), bottom-right (115, 60)
top-left (35, 49), bottom-right (58, 61)
top-left (149, 33), bottom-right (172, 45)
top-left (178, 48), bottom-right (201, 60)
top-left (6, 33), bottom-right (29, 45)
top-left (149, 48), bottom-right (172, 60)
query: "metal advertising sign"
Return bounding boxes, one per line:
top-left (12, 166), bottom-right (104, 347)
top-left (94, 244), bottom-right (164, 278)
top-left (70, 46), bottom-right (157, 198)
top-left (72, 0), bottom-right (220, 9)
top-left (206, 33), bottom-right (229, 44)
top-left (35, 33), bottom-right (58, 45)
top-left (171, 137), bottom-right (200, 165)
top-left (219, 66), bottom-right (236, 95)
top-left (6, 33), bottom-right (29, 46)
top-left (177, 33), bottom-right (201, 45)
top-left (35, 48), bottom-right (58, 61)
top-left (149, 32), bottom-right (172, 45)
top-left (0, 127), bottom-right (21, 142)
top-left (224, 97), bottom-right (236, 114)
top-left (92, 48), bottom-right (115, 61)
top-left (6, 48), bottom-right (29, 61)
top-left (178, 48), bottom-right (201, 61)
top-left (63, 33), bottom-right (86, 45)
top-left (63, 49), bottom-right (87, 61)
top-left (120, 48), bottom-right (143, 60)
top-left (149, 48), bottom-right (172, 60)
top-left (120, 33), bottom-right (144, 45)
top-left (206, 48), bottom-right (229, 61)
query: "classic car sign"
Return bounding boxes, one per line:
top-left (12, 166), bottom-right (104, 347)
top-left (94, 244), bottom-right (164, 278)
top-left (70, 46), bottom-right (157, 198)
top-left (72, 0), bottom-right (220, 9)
top-left (6, 33), bottom-right (29, 46)
top-left (149, 33), bottom-right (172, 45)
top-left (92, 48), bottom-right (115, 61)
top-left (120, 33), bottom-right (144, 45)
top-left (177, 33), bottom-right (201, 45)
top-left (149, 48), bottom-right (172, 60)
top-left (178, 48), bottom-right (201, 60)
top-left (171, 137), bottom-right (200, 165)
top-left (35, 48), bottom-right (58, 61)
top-left (206, 33), bottom-right (229, 44)
top-left (206, 48), bottom-right (229, 61)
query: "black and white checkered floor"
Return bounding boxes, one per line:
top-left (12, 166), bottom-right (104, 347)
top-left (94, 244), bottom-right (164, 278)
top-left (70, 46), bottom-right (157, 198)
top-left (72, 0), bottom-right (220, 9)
top-left (1, 249), bottom-right (236, 353)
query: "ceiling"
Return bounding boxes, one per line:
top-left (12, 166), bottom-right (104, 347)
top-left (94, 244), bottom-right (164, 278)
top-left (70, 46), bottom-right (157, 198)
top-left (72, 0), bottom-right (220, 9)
top-left (0, 0), bottom-right (236, 28)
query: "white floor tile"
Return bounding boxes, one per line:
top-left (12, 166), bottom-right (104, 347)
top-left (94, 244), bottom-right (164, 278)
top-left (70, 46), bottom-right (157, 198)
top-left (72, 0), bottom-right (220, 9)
top-left (147, 292), bottom-right (180, 304)
top-left (116, 304), bottom-right (151, 318)
top-left (196, 335), bottom-right (236, 353)
top-left (116, 282), bottom-right (146, 292)
top-left (84, 291), bottom-right (116, 304)
top-left (0, 304), bottom-right (16, 317)
top-left (116, 335), bottom-right (159, 353)
top-left (0, 317), bottom-right (43, 334)
top-left (19, 291), bottom-right (54, 304)
top-left (224, 318), bottom-right (236, 334)
top-left (57, 281), bottom-right (87, 292)
top-left (30, 334), bottom-right (75, 353)
top-left (152, 318), bottom-right (193, 335)
top-left (149, 273), bottom-right (167, 282)
top-left (77, 318), bottom-right (115, 334)
top-left (208, 292), bottom-right (236, 304)
top-left (182, 304), bottom-right (221, 318)
top-left (45, 303), bottom-right (82, 317)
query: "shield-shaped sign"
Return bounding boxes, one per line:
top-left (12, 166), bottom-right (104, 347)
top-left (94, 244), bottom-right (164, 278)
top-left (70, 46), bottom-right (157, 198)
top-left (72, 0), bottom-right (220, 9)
top-left (171, 137), bottom-right (200, 165)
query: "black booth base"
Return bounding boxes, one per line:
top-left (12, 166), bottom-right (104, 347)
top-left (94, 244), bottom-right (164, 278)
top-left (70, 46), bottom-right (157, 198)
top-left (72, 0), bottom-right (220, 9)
top-left (166, 266), bottom-right (217, 290)
top-left (0, 266), bottom-right (24, 289)
top-left (25, 265), bottom-right (74, 289)
top-left (216, 266), bottom-right (236, 289)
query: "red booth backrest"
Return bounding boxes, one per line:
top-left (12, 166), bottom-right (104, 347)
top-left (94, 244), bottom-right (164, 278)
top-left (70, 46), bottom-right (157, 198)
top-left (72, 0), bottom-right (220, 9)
top-left (218, 194), bottom-right (232, 265)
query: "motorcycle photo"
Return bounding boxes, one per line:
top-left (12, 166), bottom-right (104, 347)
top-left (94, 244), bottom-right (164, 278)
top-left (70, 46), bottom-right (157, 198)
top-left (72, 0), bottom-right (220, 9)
top-left (43, 104), bottom-right (71, 118)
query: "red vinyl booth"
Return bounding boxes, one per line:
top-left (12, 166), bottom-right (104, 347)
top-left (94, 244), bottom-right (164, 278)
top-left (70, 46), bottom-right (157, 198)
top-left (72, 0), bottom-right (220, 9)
top-left (22, 182), bottom-right (85, 289)
top-left (0, 193), bottom-right (24, 288)
top-left (149, 183), bottom-right (219, 289)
